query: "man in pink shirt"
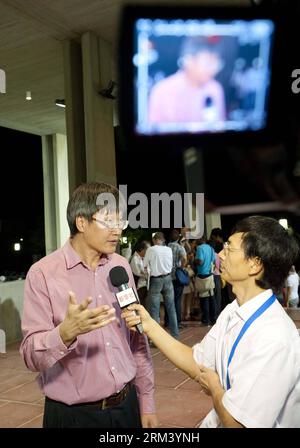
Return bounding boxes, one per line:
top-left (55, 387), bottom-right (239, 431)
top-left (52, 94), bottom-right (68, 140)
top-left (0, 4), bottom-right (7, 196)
top-left (148, 36), bottom-right (226, 127)
top-left (20, 182), bottom-right (157, 428)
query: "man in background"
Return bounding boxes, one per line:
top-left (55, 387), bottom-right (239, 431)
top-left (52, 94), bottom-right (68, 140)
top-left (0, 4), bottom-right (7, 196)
top-left (167, 229), bottom-right (187, 329)
top-left (144, 232), bottom-right (179, 339)
top-left (286, 265), bottom-right (299, 308)
top-left (195, 237), bottom-right (217, 325)
top-left (130, 240), bottom-right (150, 307)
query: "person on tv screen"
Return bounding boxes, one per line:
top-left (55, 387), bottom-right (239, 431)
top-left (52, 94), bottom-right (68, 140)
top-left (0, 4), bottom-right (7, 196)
top-left (148, 35), bottom-right (226, 127)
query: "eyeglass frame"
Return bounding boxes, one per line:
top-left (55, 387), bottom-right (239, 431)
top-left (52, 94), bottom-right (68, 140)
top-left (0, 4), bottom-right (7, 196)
top-left (92, 217), bottom-right (129, 230)
top-left (223, 241), bottom-right (243, 253)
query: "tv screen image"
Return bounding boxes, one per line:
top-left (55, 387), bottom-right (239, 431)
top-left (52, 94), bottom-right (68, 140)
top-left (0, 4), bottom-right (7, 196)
top-left (133, 18), bottom-right (275, 136)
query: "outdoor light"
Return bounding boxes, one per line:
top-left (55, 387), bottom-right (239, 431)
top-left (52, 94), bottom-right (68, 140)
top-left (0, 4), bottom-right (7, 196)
top-left (279, 219), bottom-right (288, 229)
top-left (26, 91), bottom-right (32, 100)
top-left (20, 238), bottom-right (23, 241)
top-left (14, 243), bottom-right (21, 251)
top-left (55, 99), bottom-right (66, 108)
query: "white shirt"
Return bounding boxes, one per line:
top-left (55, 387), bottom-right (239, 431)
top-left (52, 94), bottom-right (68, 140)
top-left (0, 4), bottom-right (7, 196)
top-left (130, 252), bottom-right (148, 289)
top-left (143, 245), bottom-right (173, 277)
top-left (286, 272), bottom-right (299, 301)
top-left (193, 289), bottom-right (300, 428)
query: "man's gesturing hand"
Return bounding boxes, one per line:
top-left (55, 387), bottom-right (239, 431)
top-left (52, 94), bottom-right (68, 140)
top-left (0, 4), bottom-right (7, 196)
top-left (59, 291), bottom-right (116, 346)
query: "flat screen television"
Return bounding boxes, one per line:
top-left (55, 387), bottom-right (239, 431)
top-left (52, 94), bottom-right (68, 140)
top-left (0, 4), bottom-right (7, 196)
top-left (118, 6), bottom-right (279, 145)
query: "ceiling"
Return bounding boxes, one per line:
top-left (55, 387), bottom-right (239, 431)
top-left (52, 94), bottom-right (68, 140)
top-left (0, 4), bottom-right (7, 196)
top-left (0, 0), bottom-right (248, 136)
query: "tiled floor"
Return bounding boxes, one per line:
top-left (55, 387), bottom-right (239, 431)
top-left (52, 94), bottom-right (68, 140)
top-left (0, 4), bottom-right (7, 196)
top-left (0, 323), bottom-right (212, 428)
top-left (0, 308), bottom-right (299, 428)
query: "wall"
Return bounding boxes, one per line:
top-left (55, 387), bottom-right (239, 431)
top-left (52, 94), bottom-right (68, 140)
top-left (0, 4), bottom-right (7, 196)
top-left (0, 280), bottom-right (24, 345)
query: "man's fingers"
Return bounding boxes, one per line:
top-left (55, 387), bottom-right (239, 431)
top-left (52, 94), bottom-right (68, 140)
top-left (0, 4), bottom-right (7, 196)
top-left (68, 291), bottom-right (77, 305)
top-left (78, 296), bottom-right (93, 311)
top-left (87, 305), bottom-right (112, 318)
top-left (94, 308), bottom-right (116, 320)
top-left (91, 316), bottom-right (117, 329)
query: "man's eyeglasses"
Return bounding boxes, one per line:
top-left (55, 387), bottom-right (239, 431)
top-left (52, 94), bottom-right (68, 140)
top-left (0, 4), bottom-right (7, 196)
top-left (223, 241), bottom-right (242, 253)
top-left (92, 217), bottom-right (129, 230)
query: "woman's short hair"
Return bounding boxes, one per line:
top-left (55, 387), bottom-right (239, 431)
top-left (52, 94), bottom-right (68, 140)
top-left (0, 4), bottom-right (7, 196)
top-left (134, 240), bottom-right (149, 253)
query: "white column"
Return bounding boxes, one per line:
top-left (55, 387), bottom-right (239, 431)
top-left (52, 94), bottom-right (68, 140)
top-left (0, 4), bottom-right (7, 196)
top-left (53, 134), bottom-right (70, 247)
top-left (42, 135), bottom-right (57, 254)
top-left (42, 134), bottom-right (70, 253)
top-left (205, 213), bottom-right (222, 239)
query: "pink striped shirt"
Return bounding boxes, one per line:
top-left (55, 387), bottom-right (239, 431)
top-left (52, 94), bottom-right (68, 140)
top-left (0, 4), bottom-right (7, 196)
top-left (20, 240), bottom-right (155, 413)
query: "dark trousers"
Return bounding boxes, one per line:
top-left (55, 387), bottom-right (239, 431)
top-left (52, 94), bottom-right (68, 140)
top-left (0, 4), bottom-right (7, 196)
top-left (165, 280), bottom-right (184, 326)
top-left (43, 384), bottom-right (142, 428)
top-left (137, 286), bottom-right (148, 308)
top-left (200, 293), bottom-right (216, 325)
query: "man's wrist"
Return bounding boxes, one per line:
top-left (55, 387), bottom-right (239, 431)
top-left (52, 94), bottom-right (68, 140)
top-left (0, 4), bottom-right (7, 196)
top-left (59, 323), bottom-right (76, 347)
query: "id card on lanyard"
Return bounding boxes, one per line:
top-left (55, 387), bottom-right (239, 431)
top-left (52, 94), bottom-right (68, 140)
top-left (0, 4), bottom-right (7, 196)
top-left (223, 294), bottom-right (277, 390)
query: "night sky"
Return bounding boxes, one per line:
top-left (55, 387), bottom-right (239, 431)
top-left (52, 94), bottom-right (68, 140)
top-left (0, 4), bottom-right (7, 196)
top-left (0, 127), bottom-right (44, 276)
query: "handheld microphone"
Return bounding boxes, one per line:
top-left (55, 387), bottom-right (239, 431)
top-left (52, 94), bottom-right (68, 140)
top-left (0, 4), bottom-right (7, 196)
top-left (109, 266), bottom-right (143, 334)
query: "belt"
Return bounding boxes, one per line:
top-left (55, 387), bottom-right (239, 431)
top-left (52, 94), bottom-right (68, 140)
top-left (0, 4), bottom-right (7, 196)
top-left (151, 273), bottom-right (171, 278)
top-left (46, 382), bottom-right (131, 411)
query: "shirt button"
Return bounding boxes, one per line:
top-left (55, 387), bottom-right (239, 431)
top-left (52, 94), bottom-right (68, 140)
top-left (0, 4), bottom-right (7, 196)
top-left (106, 342), bottom-right (110, 346)
top-left (111, 366), bottom-right (116, 371)
top-left (60, 351), bottom-right (64, 355)
top-left (98, 294), bottom-right (102, 298)
top-left (116, 390), bottom-right (120, 393)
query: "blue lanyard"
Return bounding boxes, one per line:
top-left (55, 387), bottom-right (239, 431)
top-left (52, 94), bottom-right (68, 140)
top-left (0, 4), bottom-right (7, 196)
top-left (226, 294), bottom-right (276, 390)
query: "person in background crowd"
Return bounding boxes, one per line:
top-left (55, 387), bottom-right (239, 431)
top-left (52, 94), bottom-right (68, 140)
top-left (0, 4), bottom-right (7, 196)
top-left (143, 232), bottom-right (179, 339)
top-left (208, 228), bottom-right (224, 254)
top-left (213, 251), bottom-right (222, 318)
top-left (195, 237), bottom-right (217, 326)
top-left (286, 265), bottom-right (299, 308)
top-left (167, 229), bottom-right (187, 329)
top-left (179, 227), bottom-right (192, 254)
top-left (130, 240), bottom-right (150, 307)
top-left (182, 240), bottom-right (197, 321)
top-left (209, 228), bottom-right (231, 311)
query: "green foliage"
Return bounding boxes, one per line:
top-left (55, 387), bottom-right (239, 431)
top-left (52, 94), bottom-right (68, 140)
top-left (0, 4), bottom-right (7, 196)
top-left (119, 227), bottom-right (152, 250)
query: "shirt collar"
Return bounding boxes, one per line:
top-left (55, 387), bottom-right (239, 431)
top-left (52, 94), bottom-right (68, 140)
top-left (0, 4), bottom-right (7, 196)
top-left (134, 252), bottom-right (142, 260)
top-left (234, 289), bottom-right (274, 321)
top-left (63, 239), bottom-right (112, 270)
